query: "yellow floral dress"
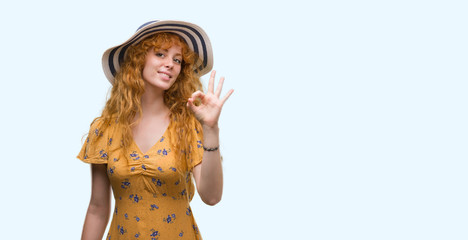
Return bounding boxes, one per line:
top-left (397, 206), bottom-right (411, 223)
top-left (77, 119), bottom-right (203, 240)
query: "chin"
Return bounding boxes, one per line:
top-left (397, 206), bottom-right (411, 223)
top-left (144, 81), bottom-right (175, 91)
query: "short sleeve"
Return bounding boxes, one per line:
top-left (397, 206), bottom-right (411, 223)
top-left (77, 118), bottom-right (110, 164)
top-left (189, 124), bottom-right (204, 170)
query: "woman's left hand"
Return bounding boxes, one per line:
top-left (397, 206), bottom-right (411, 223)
top-left (187, 70), bottom-right (234, 128)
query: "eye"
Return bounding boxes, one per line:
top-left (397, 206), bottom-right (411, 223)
top-left (155, 52), bottom-right (164, 57)
top-left (174, 58), bottom-right (182, 64)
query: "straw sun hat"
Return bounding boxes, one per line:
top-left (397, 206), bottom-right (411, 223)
top-left (102, 20), bottom-right (213, 84)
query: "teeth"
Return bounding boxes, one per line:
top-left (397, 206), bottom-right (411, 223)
top-left (160, 73), bottom-right (170, 78)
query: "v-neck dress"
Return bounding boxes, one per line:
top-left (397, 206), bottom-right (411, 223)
top-left (77, 119), bottom-right (204, 240)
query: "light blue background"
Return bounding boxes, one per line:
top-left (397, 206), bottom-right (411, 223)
top-left (1, 0), bottom-right (467, 239)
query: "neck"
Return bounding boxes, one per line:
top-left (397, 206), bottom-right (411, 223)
top-left (140, 86), bottom-right (169, 118)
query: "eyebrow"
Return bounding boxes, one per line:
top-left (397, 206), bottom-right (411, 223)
top-left (155, 48), bottom-right (182, 57)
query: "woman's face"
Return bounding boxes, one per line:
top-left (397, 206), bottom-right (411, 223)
top-left (142, 44), bottom-right (182, 91)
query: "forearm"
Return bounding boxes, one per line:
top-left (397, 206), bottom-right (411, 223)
top-left (187, 70), bottom-right (233, 205)
top-left (198, 125), bottom-right (223, 205)
top-left (82, 164), bottom-right (111, 240)
top-left (81, 204), bottom-right (110, 240)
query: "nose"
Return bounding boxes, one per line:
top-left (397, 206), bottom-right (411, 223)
top-left (164, 58), bottom-right (173, 69)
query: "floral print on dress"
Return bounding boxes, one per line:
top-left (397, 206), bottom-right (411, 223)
top-left (108, 166), bottom-right (116, 176)
top-left (121, 179), bottom-right (131, 189)
top-left (186, 207), bottom-right (192, 216)
top-left (157, 148), bottom-right (171, 156)
top-left (130, 151), bottom-right (140, 160)
top-left (117, 225), bottom-right (127, 235)
top-left (150, 204), bottom-right (159, 211)
top-left (77, 119), bottom-right (204, 239)
top-left (164, 214), bottom-right (176, 224)
top-left (99, 149), bottom-right (108, 159)
top-left (150, 229), bottom-right (160, 239)
top-left (129, 194), bottom-right (142, 203)
top-left (152, 178), bottom-right (165, 187)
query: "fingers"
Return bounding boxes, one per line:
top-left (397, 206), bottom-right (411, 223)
top-left (189, 90), bottom-right (205, 101)
top-left (221, 89), bottom-right (234, 105)
top-left (207, 70), bottom-right (216, 93)
top-left (186, 98), bottom-right (197, 112)
top-left (193, 71), bottom-right (232, 105)
top-left (215, 76), bottom-right (225, 98)
top-left (206, 70), bottom-right (232, 104)
top-left (208, 70), bottom-right (226, 98)
top-left (187, 90), bottom-right (204, 110)
top-left (186, 99), bottom-right (194, 109)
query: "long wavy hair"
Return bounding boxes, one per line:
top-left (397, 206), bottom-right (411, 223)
top-left (90, 32), bottom-right (203, 171)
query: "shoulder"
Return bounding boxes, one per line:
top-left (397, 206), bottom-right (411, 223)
top-left (90, 117), bottom-right (120, 134)
top-left (77, 117), bottom-right (113, 164)
top-left (85, 116), bottom-right (122, 151)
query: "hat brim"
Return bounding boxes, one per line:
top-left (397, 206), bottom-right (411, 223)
top-left (102, 20), bottom-right (213, 84)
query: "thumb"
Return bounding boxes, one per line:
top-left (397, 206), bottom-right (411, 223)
top-left (187, 98), bottom-right (197, 112)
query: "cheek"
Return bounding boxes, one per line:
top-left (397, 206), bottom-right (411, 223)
top-left (173, 66), bottom-right (182, 78)
top-left (169, 68), bottom-right (182, 87)
top-left (141, 66), bottom-right (150, 81)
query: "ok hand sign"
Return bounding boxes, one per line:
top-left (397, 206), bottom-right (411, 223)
top-left (187, 70), bottom-right (234, 128)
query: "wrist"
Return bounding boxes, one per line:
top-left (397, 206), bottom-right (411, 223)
top-left (202, 124), bottom-right (219, 133)
top-left (202, 124), bottom-right (220, 149)
top-left (203, 145), bottom-right (219, 152)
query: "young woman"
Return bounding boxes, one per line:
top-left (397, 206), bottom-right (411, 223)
top-left (77, 20), bottom-right (233, 240)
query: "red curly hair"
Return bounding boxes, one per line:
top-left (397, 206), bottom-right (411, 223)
top-left (90, 32), bottom-right (203, 171)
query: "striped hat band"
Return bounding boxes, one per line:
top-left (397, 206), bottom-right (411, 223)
top-left (102, 20), bottom-right (213, 84)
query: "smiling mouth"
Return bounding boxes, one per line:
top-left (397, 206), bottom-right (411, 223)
top-left (158, 71), bottom-right (172, 79)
